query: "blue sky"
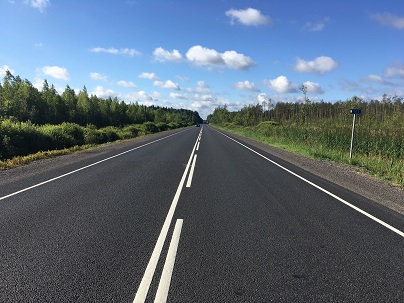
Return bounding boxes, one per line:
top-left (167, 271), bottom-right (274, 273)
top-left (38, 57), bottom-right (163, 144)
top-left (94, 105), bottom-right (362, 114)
top-left (1, 0), bottom-right (403, 118)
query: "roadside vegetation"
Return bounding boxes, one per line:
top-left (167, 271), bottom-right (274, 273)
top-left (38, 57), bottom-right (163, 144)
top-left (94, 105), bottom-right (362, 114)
top-left (0, 71), bottom-right (203, 169)
top-left (208, 95), bottom-right (404, 188)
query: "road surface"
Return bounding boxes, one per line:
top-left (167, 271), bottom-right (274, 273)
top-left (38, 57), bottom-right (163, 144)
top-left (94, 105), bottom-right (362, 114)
top-left (1, 125), bottom-right (403, 302)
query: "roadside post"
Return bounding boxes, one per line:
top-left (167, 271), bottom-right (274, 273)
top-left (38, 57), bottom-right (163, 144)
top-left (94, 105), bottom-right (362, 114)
top-left (349, 109), bottom-right (361, 159)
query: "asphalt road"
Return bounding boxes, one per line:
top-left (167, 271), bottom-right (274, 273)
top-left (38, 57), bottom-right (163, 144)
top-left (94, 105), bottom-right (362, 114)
top-left (0, 125), bottom-right (403, 302)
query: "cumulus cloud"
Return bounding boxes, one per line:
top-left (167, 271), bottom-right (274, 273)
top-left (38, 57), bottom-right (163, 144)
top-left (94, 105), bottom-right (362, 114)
top-left (42, 65), bottom-right (69, 80)
top-left (91, 86), bottom-right (117, 99)
top-left (123, 90), bottom-right (156, 103)
top-left (153, 80), bottom-right (180, 90)
top-left (364, 74), bottom-right (384, 83)
top-left (89, 47), bottom-right (141, 57)
top-left (90, 72), bottom-right (108, 82)
top-left (153, 47), bottom-right (183, 62)
top-left (294, 56), bottom-right (338, 75)
top-left (222, 50), bottom-right (256, 70)
top-left (193, 94), bottom-right (215, 102)
top-left (384, 64), bottom-right (404, 78)
top-left (370, 13), bottom-right (404, 29)
top-left (195, 81), bottom-right (211, 93)
top-left (225, 7), bottom-right (270, 26)
top-left (25, 0), bottom-right (50, 13)
top-left (138, 72), bottom-right (159, 80)
top-left (265, 76), bottom-right (297, 93)
top-left (117, 80), bottom-right (137, 88)
top-left (186, 45), bottom-right (224, 66)
top-left (186, 45), bottom-right (255, 70)
top-left (233, 80), bottom-right (259, 91)
top-left (138, 91), bottom-right (154, 101)
top-left (169, 92), bottom-right (189, 99)
top-left (302, 81), bottom-right (325, 94)
top-left (0, 65), bottom-right (15, 77)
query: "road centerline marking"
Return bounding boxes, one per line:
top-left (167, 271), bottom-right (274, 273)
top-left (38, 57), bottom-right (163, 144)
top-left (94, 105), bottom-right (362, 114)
top-left (214, 128), bottom-right (404, 238)
top-left (133, 134), bottom-right (199, 302)
top-left (154, 219), bottom-right (183, 303)
top-left (186, 154), bottom-right (198, 188)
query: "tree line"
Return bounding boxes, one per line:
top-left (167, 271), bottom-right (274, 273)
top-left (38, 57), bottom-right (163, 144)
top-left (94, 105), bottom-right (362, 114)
top-left (0, 71), bottom-right (203, 161)
top-left (208, 95), bottom-right (404, 128)
top-left (0, 70), bottom-right (202, 127)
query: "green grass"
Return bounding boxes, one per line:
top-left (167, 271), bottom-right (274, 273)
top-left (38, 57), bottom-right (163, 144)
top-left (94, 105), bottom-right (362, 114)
top-left (214, 124), bottom-right (404, 189)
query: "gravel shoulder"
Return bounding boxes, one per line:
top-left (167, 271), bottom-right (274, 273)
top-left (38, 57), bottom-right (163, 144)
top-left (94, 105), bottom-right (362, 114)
top-left (220, 129), bottom-right (404, 216)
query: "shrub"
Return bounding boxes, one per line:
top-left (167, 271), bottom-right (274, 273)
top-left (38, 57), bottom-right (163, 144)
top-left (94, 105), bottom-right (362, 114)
top-left (142, 122), bottom-right (158, 134)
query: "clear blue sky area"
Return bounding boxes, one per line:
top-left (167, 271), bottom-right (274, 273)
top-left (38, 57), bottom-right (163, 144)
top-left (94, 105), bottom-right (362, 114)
top-left (1, 0), bottom-right (403, 118)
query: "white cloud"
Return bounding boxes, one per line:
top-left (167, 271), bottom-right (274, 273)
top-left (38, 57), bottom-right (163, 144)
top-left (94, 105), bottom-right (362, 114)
top-left (169, 92), bottom-right (189, 99)
top-left (117, 80), bottom-right (137, 88)
top-left (265, 76), bottom-right (297, 93)
top-left (123, 91), bottom-right (156, 102)
top-left (153, 47), bottom-right (183, 62)
top-left (370, 13), bottom-right (404, 29)
top-left (0, 65), bottom-right (15, 77)
top-left (91, 86), bottom-right (117, 99)
top-left (138, 72), bottom-right (159, 80)
top-left (186, 45), bottom-right (224, 66)
top-left (294, 56), bottom-right (338, 75)
top-left (25, 0), bottom-right (50, 13)
top-left (138, 91), bottom-right (154, 101)
top-left (186, 45), bottom-right (255, 70)
top-left (384, 64), bottom-right (404, 78)
top-left (193, 94), bottom-right (215, 102)
top-left (195, 81), bottom-right (211, 93)
top-left (90, 72), bottom-right (108, 82)
top-left (222, 50), bottom-right (256, 70)
top-left (233, 80), bottom-right (259, 91)
top-left (364, 74), bottom-right (385, 83)
top-left (225, 7), bottom-right (270, 26)
top-left (42, 65), bottom-right (70, 80)
top-left (89, 47), bottom-right (141, 57)
top-left (302, 81), bottom-right (325, 94)
top-left (153, 80), bottom-right (180, 90)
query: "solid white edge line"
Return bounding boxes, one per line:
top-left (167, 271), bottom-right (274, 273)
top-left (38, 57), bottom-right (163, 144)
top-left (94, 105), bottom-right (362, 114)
top-left (133, 136), bottom-right (199, 303)
top-left (186, 154), bottom-right (198, 188)
top-left (214, 128), bottom-right (404, 238)
top-left (0, 129), bottom-right (188, 202)
top-left (154, 219), bottom-right (184, 303)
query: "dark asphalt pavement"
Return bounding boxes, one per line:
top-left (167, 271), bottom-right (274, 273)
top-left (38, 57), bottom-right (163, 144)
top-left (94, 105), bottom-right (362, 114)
top-left (0, 125), bottom-right (403, 302)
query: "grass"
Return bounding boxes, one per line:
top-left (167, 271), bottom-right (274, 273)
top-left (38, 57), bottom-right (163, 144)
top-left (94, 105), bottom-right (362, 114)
top-left (214, 124), bottom-right (404, 189)
top-left (0, 144), bottom-right (97, 171)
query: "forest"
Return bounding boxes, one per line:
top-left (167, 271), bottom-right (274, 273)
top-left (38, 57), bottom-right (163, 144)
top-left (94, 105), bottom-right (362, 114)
top-left (208, 95), bottom-right (404, 187)
top-left (0, 71), bottom-right (202, 161)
